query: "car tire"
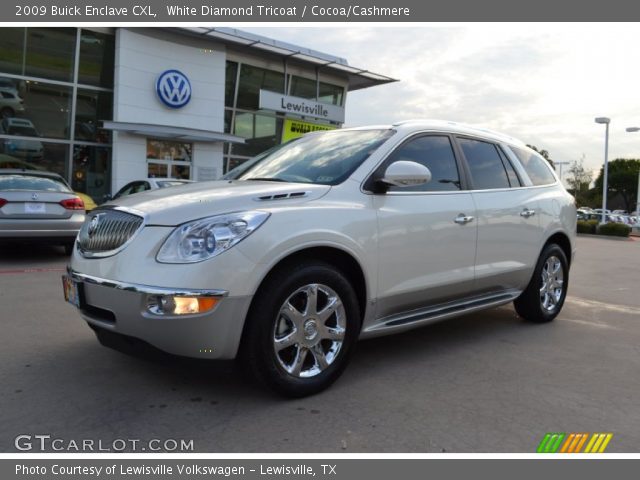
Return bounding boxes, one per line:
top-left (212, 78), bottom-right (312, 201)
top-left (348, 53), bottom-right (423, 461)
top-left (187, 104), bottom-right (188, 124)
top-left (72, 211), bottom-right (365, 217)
top-left (514, 243), bottom-right (569, 323)
top-left (241, 261), bottom-right (360, 397)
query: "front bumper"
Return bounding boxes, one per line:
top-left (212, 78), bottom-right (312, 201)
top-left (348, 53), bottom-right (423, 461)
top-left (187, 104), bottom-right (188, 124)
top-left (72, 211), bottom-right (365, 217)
top-left (68, 268), bottom-right (252, 359)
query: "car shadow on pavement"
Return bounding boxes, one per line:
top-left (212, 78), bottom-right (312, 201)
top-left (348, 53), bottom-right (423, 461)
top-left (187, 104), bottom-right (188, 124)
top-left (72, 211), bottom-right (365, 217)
top-left (0, 242), bottom-right (68, 264)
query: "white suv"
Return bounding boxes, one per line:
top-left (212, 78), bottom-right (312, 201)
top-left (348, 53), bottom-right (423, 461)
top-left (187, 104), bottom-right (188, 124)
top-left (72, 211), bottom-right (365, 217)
top-left (64, 120), bottom-right (576, 396)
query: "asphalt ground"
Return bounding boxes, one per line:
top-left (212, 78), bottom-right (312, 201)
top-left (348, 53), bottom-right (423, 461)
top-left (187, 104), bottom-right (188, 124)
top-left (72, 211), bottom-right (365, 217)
top-left (0, 235), bottom-right (638, 453)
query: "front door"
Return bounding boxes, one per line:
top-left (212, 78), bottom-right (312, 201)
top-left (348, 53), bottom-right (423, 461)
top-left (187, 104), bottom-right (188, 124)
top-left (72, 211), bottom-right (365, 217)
top-left (373, 134), bottom-right (477, 319)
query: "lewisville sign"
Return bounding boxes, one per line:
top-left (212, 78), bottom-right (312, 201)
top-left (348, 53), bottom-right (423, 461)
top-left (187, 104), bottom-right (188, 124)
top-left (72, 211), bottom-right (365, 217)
top-left (259, 90), bottom-right (345, 123)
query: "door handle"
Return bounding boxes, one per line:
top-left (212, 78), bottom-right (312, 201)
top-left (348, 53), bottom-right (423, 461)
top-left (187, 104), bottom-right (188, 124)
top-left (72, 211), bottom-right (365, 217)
top-left (520, 208), bottom-right (536, 218)
top-left (454, 214), bottom-right (474, 225)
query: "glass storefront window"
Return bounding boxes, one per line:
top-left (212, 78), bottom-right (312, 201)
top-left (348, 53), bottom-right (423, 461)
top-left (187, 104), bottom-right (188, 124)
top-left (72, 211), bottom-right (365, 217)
top-left (232, 112), bottom-right (283, 157)
top-left (78, 30), bottom-right (115, 88)
top-left (236, 65), bottom-right (284, 110)
top-left (290, 75), bottom-right (344, 106)
top-left (171, 164), bottom-right (191, 179)
top-left (290, 76), bottom-right (317, 100)
top-left (75, 89), bottom-right (112, 143)
top-left (225, 61), bottom-right (238, 108)
top-left (224, 109), bottom-right (233, 134)
top-left (71, 145), bottom-right (111, 202)
top-left (147, 139), bottom-right (192, 179)
top-left (318, 82), bottom-right (344, 106)
top-left (0, 27), bottom-right (115, 198)
top-left (147, 163), bottom-right (168, 178)
top-left (0, 142), bottom-right (68, 178)
top-left (0, 28), bottom-right (25, 75)
top-left (25, 28), bottom-right (76, 82)
top-left (20, 81), bottom-right (72, 139)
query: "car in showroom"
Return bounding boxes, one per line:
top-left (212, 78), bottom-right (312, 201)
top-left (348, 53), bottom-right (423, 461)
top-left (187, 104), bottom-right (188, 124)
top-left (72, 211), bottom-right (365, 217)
top-left (63, 120), bottom-right (576, 396)
top-left (1, 169), bottom-right (86, 254)
top-left (0, 118), bottom-right (44, 159)
top-left (109, 178), bottom-right (194, 200)
top-left (0, 87), bottom-right (25, 118)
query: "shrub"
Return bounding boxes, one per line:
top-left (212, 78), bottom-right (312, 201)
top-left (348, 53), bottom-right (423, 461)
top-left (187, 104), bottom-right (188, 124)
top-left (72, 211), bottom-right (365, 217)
top-left (596, 222), bottom-right (631, 237)
top-left (577, 220), bottom-right (598, 234)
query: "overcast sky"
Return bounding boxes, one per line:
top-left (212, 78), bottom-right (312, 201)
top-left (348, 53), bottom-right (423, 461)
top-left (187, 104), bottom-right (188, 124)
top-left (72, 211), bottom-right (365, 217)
top-left (247, 24), bottom-right (640, 179)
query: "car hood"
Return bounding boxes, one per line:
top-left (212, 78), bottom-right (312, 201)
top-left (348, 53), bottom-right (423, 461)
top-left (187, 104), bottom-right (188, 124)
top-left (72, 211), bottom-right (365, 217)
top-left (105, 180), bottom-right (331, 225)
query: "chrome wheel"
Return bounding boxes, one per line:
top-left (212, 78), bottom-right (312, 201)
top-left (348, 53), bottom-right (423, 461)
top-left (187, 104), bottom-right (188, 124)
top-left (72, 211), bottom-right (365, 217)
top-left (273, 283), bottom-right (346, 378)
top-left (540, 255), bottom-right (564, 312)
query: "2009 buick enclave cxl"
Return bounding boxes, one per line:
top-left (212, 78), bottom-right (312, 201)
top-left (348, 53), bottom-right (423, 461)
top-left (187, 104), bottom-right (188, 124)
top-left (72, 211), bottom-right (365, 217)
top-left (63, 120), bottom-right (576, 397)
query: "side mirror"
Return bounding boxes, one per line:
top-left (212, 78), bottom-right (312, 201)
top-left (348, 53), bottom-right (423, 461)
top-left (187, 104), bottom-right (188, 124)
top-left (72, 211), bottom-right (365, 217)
top-left (103, 193), bottom-right (112, 202)
top-left (380, 161), bottom-right (432, 188)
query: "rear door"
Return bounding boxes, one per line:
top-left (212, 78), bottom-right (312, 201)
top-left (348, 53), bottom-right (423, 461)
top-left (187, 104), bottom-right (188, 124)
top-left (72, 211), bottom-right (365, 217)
top-left (455, 136), bottom-right (543, 292)
top-left (372, 134), bottom-right (478, 318)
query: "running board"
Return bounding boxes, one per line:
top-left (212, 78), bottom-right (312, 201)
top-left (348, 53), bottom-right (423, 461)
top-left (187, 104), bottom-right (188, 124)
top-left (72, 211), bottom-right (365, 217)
top-left (362, 290), bottom-right (521, 337)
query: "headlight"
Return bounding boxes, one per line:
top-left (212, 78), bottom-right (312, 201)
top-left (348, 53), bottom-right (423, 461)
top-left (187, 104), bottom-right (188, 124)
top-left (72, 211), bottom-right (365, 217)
top-left (156, 211), bottom-right (270, 263)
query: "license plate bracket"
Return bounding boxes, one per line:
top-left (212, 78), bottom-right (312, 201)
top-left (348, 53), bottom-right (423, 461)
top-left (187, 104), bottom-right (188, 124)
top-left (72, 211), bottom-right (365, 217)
top-left (61, 274), bottom-right (81, 308)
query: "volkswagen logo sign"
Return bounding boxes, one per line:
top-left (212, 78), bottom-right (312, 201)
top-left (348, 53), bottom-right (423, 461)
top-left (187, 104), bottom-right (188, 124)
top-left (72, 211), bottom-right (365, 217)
top-left (31, 193), bottom-right (38, 200)
top-left (156, 69), bottom-right (192, 109)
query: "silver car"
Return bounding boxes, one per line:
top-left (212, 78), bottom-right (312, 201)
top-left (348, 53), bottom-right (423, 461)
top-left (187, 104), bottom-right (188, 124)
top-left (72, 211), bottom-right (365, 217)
top-left (64, 120), bottom-right (576, 396)
top-left (0, 170), bottom-right (86, 254)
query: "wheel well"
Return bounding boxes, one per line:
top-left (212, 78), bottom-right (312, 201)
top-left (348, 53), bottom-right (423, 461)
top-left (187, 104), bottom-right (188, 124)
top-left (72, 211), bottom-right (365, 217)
top-left (545, 232), bottom-right (572, 266)
top-left (254, 246), bottom-right (368, 323)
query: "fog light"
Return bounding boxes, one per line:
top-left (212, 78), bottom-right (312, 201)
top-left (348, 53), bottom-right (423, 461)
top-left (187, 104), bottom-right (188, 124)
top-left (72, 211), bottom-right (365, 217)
top-left (147, 295), bottom-right (219, 316)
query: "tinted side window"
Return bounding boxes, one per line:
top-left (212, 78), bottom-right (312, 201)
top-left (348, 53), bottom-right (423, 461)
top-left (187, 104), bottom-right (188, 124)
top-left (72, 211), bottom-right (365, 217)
top-left (498, 147), bottom-right (522, 187)
top-left (386, 135), bottom-right (461, 192)
top-left (458, 138), bottom-right (510, 190)
top-left (511, 147), bottom-right (556, 186)
top-left (114, 182), bottom-right (136, 198)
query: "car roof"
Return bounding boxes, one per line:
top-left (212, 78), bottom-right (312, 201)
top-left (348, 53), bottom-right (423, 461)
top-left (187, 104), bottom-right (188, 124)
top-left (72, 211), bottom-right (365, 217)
top-left (339, 119), bottom-right (529, 149)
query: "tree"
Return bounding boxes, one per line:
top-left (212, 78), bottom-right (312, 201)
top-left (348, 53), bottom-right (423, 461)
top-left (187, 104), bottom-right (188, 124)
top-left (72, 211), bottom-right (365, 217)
top-left (566, 157), bottom-right (592, 206)
top-left (526, 144), bottom-right (555, 169)
top-left (593, 158), bottom-right (640, 213)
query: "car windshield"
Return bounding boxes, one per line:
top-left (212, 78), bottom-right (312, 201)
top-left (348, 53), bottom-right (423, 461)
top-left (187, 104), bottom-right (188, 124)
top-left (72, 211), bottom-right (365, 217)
top-left (237, 129), bottom-right (395, 185)
top-left (0, 174), bottom-right (70, 192)
top-left (223, 141), bottom-right (300, 180)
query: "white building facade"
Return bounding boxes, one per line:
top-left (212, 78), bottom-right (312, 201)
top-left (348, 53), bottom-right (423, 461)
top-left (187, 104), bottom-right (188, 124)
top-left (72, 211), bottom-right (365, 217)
top-left (0, 27), bottom-right (394, 202)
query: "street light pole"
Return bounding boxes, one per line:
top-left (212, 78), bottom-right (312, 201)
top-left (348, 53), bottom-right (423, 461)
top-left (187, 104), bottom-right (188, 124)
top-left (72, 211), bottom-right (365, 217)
top-left (625, 127), bottom-right (640, 220)
top-left (595, 117), bottom-right (611, 224)
top-left (555, 161), bottom-right (570, 184)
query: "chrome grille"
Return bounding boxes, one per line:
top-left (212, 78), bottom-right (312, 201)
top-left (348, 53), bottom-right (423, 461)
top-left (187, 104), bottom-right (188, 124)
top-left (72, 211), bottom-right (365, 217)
top-left (78, 208), bottom-right (144, 258)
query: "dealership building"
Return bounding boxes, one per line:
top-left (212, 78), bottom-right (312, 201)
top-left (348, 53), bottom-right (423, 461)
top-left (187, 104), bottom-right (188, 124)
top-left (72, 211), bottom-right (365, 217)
top-left (0, 27), bottom-right (394, 201)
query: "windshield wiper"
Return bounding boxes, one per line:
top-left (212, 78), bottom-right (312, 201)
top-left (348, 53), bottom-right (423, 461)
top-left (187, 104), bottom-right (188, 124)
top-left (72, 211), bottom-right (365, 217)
top-left (244, 177), bottom-right (287, 182)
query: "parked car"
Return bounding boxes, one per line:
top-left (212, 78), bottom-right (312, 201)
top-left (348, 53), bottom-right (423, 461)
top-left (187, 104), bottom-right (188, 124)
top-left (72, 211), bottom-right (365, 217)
top-left (75, 192), bottom-right (97, 212)
top-left (109, 178), bottom-right (194, 200)
top-left (0, 169), bottom-right (85, 254)
top-left (64, 120), bottom-right (576, 396)
top-left (0, 88), bottom-right (25, 118)
top-left (1, 118), bottom-right (44, 159)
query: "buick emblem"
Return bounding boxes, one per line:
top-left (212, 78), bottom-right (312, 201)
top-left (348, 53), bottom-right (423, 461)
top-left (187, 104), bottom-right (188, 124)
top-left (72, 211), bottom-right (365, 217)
top-left (156, 69), bottom-right (192, 109)
top-left (88, 214), bottom-right (102, 237)
top-left (31, 193), bottom-right (38, 200)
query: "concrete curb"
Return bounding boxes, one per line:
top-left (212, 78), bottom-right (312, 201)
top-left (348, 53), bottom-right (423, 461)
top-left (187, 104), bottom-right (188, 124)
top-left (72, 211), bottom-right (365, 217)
top-left (577, 233), bottom-right (633, 241)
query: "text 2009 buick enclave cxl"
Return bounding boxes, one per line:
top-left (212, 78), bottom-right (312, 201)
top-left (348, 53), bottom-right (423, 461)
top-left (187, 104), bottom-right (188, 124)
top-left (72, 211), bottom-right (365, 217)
top-left (63, 120), bottom-right (576, 396)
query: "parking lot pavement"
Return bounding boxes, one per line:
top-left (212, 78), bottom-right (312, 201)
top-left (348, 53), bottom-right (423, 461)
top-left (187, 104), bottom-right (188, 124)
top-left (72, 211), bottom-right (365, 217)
top-left (1, 236), bottom-right (639, 453)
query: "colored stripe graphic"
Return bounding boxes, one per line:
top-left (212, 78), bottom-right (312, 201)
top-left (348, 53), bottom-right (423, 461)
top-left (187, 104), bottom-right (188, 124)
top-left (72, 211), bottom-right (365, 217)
top-left (538, 433), bottom-right (612, 453)
top-left (537, 433), bottom-right (565, 453)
